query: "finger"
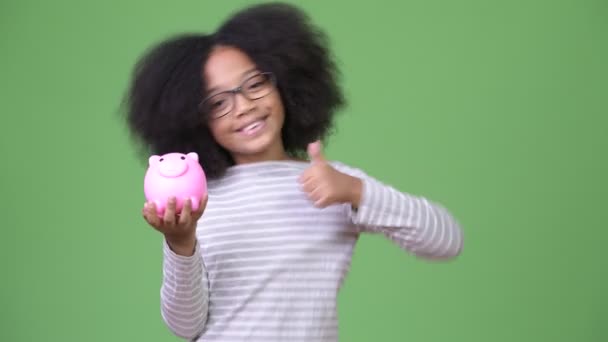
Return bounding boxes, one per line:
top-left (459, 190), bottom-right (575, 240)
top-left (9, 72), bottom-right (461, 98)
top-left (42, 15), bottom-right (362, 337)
top-left (164, 197), bottom-right (177, 226)
top-left (308, 188), bottom-right (326, 208)
top-left (298, 169), bottom-right (311, 184)
top-left (300, 178), bottom-right (317, 194)
top-left (314, 198), bottom-right (328, 208)
top-left (145, 202), bottom-right (161, 227)
top-left (192, 194), bottom-right (208, 220)
top-left (310, 186), bottom-right (323, 200)
top-left (310, 187), bottom-right (331, 208)
top-left (307, 140), bottom-right (326, 163)
top-left (303, 185), bottom-right (319, 202)
top-left (178, 198), bottom-right (192, 225)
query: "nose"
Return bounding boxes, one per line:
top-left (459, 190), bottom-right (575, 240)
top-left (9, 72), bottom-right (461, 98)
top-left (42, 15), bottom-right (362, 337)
top-left (158, 161), bottom-right (188, 178)
top-left (233, 91), bottom-right (255, 117)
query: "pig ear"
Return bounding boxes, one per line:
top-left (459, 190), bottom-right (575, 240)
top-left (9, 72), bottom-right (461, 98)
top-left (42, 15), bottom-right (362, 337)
top-left (149, 155), bottom-right (161, 165)
top-left (187, 152), bottom-right (199, 161)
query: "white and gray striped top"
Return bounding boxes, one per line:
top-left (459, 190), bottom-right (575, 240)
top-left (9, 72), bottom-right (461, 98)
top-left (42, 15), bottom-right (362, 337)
top-left (160, 160), bottom-right (463, 341)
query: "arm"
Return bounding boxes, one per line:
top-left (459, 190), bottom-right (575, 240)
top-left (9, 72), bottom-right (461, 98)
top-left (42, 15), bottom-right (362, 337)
top-left (160, 238), bottom-right (209, 339)
top-left (339, 165), bottom-right (464, 260)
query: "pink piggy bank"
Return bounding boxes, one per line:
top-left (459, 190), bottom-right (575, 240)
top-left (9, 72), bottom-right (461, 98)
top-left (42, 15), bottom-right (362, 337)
top-left (144, 152), bottom-right (207, 217)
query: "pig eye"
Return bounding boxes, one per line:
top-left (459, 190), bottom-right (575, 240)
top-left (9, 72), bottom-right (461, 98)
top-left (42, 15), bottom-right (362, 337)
top-left (159, 158), bottom-right (164, 162)
top-left (180, 156), bottom-right (186, 160)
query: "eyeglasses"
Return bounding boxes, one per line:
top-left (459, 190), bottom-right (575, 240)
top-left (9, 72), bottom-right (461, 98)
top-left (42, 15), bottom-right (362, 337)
top-left (199, 72), bottom-right (277, 120)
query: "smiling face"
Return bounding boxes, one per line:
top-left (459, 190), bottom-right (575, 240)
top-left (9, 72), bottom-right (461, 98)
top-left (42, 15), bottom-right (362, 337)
top-left (203, 45), bottom-right (287, 165)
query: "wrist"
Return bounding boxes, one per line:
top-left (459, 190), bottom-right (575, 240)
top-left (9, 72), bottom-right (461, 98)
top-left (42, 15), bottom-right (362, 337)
top-left (349, 176), bottom-right (363, 209)
top-left (166, 234), bottom-right (197, 256)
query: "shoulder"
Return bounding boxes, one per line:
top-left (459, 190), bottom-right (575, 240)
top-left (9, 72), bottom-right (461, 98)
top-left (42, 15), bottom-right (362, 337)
top-left (328, 160), bottom-right (369, 178)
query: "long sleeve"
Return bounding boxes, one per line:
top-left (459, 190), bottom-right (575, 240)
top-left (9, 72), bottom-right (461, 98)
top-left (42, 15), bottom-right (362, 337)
top-left (160, 239), bottom-right (209, 340)
top-left (337, 164), bottom-right (464, 260)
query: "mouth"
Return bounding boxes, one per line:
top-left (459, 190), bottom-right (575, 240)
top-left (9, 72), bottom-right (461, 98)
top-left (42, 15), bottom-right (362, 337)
top-left (236, 115), bottom-right (269, 136)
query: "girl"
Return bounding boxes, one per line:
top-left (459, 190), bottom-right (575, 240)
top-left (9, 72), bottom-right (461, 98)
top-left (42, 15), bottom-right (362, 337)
top-left (125, 3), bottom-right (463, 341)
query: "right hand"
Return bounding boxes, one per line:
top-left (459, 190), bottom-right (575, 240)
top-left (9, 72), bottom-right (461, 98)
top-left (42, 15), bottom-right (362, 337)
top-left (142, 195), bottom-right (208, 256)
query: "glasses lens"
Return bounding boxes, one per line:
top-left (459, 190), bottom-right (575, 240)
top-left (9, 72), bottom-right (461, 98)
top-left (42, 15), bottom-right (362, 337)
top-left (243, 73), bottom-right (273, 99)
top-left (201, 92), bottom-right (233, 119)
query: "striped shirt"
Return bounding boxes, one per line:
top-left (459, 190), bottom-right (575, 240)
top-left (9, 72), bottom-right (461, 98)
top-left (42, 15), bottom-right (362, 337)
top-left (160, 160), bottom-right (463, 341)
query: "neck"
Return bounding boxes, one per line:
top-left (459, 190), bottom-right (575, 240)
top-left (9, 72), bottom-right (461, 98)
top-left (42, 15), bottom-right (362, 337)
top-left (232, 142), bottom-right (292, 165)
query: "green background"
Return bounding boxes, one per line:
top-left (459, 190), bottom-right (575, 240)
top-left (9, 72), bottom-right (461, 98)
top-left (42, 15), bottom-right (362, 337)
top-left (1, 0), bottom-right (606, 341)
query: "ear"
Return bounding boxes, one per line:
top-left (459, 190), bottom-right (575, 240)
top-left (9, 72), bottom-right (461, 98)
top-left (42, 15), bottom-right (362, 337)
top-left (148, 155), bottom-right (161, 165)
top-left (187, 152), bottom-right (199, 161)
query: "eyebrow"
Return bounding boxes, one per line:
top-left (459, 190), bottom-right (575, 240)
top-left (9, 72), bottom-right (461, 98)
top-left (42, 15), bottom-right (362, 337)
top-left (206, 68), bottom-right (259, 94)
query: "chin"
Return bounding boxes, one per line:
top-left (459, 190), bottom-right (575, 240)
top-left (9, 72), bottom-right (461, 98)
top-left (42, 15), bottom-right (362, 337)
top-left (233, 132), bottom-right (282, 160)
top-left (240, 137), bottom-right (275, 154)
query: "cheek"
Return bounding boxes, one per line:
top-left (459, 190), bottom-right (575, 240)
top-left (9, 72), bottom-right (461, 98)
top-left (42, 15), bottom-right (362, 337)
top-left (208, 121), bottom-right (232, 144)
top-left (267, 93), bottom-right (285, 121)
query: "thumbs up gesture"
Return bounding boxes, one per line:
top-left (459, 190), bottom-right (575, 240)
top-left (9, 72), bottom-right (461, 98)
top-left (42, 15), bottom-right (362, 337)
top-left (299, 140), bottom-right (363, 208)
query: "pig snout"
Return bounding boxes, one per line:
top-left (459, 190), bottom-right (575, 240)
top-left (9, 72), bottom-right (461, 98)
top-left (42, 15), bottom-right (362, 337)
top-left (157, 158), bottom-right (188, 177)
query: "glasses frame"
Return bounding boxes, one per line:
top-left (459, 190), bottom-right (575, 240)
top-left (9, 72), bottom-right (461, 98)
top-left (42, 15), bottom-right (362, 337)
top-left (199, 71), bottom-right (277, 120)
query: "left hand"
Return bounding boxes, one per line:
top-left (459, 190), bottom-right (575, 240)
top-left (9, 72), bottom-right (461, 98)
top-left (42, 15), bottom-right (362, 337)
top-left (299, 140), bottom-right (363, 208)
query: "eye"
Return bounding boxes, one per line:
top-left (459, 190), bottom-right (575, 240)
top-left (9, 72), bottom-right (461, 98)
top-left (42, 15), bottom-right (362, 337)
top-left (205, 93), bottom-right (231, 113)
top-left (159, 158), bottom-right (164, 162)
top-left (180, 156), bottom-right (185, 160)
top-left (248, 81), bottom-right (263, 89)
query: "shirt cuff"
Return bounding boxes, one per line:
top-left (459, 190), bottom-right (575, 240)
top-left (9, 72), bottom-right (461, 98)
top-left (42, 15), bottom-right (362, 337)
top-left (163, 238), bottom-right (201, 271)
top-left (348, 177), bottom-right (378, 226)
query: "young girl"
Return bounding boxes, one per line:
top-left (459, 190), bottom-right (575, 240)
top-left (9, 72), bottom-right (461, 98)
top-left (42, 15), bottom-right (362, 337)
top-left (125, 3), bottom-right (463, 341)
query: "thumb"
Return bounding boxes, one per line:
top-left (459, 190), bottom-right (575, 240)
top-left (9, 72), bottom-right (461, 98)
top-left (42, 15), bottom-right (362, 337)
top-left (307, 140), bottom-right (326, 163)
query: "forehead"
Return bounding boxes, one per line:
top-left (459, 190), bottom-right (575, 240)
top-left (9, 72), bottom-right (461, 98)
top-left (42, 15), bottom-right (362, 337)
top-left (203, 46), bottom-right (258, 91)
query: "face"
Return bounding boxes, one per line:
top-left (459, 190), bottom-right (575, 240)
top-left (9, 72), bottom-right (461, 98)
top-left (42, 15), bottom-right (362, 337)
top-left (203, 45), bottom-right (286, 164)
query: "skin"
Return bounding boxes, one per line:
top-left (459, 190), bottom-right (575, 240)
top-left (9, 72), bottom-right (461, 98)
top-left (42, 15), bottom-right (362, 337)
top-left (142, 46), bottom-right (362, 256)
top-left (204, 46), bottom-right (289, 165)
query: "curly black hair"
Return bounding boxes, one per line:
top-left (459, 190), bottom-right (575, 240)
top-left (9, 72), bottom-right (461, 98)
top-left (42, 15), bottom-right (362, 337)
top-left (124, 2), bottom-right (344, 179)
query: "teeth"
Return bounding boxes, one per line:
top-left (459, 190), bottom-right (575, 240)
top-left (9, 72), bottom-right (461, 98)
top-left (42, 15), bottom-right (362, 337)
top-left (243, 120), bottom-right (261, 132)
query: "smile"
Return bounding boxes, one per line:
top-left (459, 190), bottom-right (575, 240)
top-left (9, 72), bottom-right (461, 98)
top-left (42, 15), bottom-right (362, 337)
top-left (236, 116), bottom-right (268, 136)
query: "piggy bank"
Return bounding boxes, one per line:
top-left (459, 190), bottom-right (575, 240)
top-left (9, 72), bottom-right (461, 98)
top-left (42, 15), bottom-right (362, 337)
top-left (144, 152), bottom-right (207, 217)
